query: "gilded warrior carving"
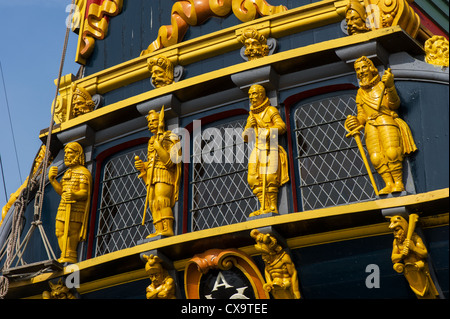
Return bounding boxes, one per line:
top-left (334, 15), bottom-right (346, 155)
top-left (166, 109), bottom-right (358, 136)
top-left (42, 279), bottom-right (77, 299)
top-left (387, 214), bottom-right (440, 299)
top-left (345, 0), bottom-right (370, 35)
top-left (147, 56), bottom-right (175, 88)
top-left (242, 85), bottom-right (289, 216)
top-left (48, 142), bottom-right (91, 264)
top-left (135, 107), bottom-right (181, 238)
top-left (424, 35), bottom-right (449, 67)
top-left (141, 0), bottom-right (287, 55)
top-left (238, 28), bottom-right (270, 61)
top-left (345, 56), bottom-right (417, 195)
top-left (142, 254), bottom-right (176, 299)
top-left (250, 229), bottom-right (300, 299)
top-left (71, 83), bottom-right (95, 118)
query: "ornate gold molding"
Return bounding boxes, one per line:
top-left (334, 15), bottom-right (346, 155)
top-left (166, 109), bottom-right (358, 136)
top-left (141, 0), bottom-right (287, 55)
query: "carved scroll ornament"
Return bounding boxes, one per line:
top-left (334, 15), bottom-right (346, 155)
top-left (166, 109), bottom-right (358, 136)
top-left (141, 0), bottom-right (287, 55)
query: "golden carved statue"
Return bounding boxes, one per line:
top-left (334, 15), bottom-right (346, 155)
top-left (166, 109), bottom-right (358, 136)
top-left (147, 56), bottom-right (175, 88)
top-left (250, 229), bottom-right (300, 299)
top-left (42, 279), bottom-right (77, 299)
top-left (242, 85), bottom-right (289, 217)
top-left (135, 107), bottom-right (181, 238)
top-left (345, 0), bottom-right (369, 35)
top-left (387, 214), bottom-right (440, 299)
top-left (238, 28), bottom-right (269, 61)
top-left (142, 254), bottom-right (176, 299)
top-left (345, 56), bottom-right (417, 195)
top-left (49, 142), bottom-right (91, 264)
top-left (71, 83), bottom-right (95, 118)
top-left (424, 35), bottom-right (449, 67)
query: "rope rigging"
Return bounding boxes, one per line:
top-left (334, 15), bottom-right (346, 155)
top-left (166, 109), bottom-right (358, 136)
top-left (0, 0), bottom-right (77, 299)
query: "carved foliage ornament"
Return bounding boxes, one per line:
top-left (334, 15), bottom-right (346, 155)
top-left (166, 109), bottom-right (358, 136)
top-left (141, 0), bottom-right (287, 55)
top-left (424, 35), bottom-right (449, 67)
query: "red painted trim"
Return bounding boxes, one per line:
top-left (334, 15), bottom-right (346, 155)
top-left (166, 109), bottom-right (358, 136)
top-left (86, 137), bottom-right (149, 260)
top-left (411, 3), bottom-right (449, 39)
top-left (182, 109), bottom-right (248, 233)
top-left (283, 84), bottom-right (358, 213)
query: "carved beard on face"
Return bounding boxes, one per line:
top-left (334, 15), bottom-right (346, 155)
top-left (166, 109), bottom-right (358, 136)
top-left (393, 227), bottom-right (406, 243)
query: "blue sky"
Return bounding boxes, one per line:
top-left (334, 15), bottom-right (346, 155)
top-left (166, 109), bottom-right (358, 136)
top-left (0, 0), bottom-right (79, 210)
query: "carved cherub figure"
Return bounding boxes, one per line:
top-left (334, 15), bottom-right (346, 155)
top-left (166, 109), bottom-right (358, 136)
top-left (250, 229), bottom-right (300, 299)
top-left (143, 254), bottom-right (176, 299)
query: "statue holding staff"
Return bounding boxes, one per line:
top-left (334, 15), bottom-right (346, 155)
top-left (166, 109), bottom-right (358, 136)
top-left (48, 142), bottom-right (91, 264)
top-left (135, 107), bottom-right (181, 238)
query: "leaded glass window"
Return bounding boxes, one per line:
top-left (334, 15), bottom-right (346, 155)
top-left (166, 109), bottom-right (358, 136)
top-left (95, 146), bottom-right (153, 256)
top-left (190, 118), bottom-right (258, 231)
top-left (293, 93), bottom-right (376, 211)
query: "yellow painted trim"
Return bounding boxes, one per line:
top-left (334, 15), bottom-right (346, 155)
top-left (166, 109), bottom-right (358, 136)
top-left (14, 188), bottom-right (448, 298)
top-left (42, 25), bottom-right (409, 140)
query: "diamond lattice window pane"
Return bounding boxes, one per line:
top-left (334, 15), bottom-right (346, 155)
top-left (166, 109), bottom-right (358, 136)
top-left (293, 94), bottom-right (376, 211)
top-left (95, 146), bottom-right (152, 257)
top-left (190, 118), bottom-right (257, 231)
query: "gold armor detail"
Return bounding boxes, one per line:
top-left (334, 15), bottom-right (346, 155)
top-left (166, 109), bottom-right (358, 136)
top-left (251, 229), bottom-right (301, 299)
top-left (135, 107), bottom-right (181, 238)
top-left (345, 56), bottom-right (417, 195)
top-left (49, 142), bottom-right (91, 264)
top-left (243, 85), bottom-right (289, 216)
top-left (387, 214), bottom-right (440, 299)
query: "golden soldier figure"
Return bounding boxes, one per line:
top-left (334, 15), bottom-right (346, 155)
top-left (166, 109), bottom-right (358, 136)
top-left (242, 85), bottom-right (289, 216)
top-left (48, 142), bottom-right (91, 264)
top-left (135, 107), bottom-right (181, 238)
top-left (345, 56), bottom-right (417, 195)
top-left (142, 254), bottom-right (176, 299)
